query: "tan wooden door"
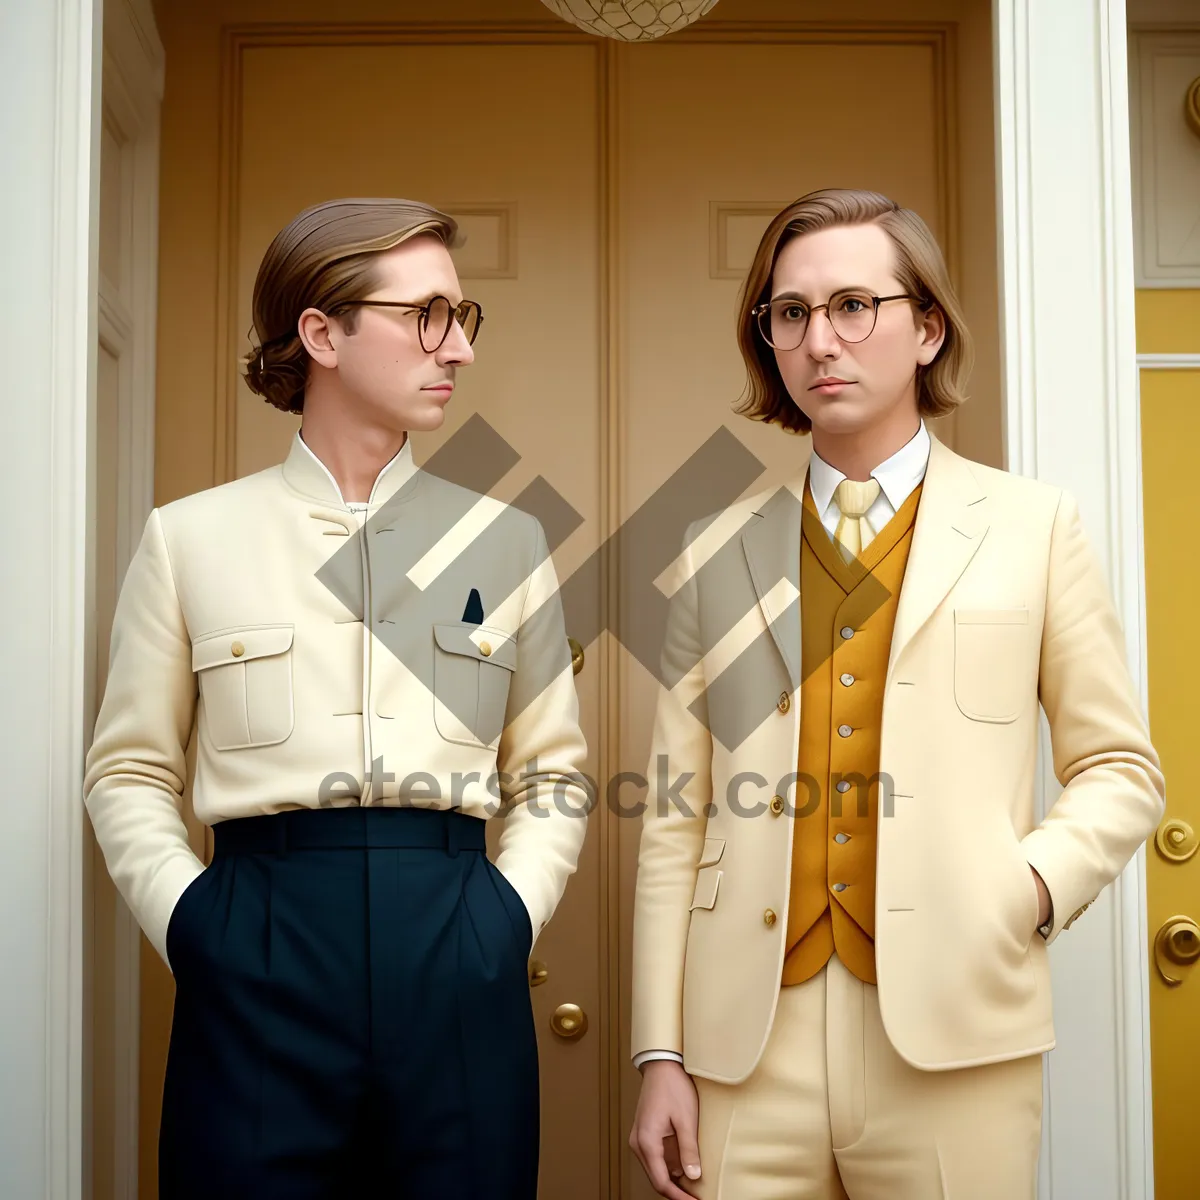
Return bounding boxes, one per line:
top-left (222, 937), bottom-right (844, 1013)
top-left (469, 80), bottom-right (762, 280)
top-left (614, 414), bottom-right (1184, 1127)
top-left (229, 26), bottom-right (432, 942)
top-left (610, 28), bottom-right (999, 1199)
top-left (149, 4), bottom-right (998, 1197)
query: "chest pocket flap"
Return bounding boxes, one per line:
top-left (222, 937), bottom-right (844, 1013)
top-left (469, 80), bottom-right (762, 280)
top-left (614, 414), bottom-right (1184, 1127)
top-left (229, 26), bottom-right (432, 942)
top-left (432, 622), bottom-right (517, 671)
top-left (192, 625), bottom-right (294, 672)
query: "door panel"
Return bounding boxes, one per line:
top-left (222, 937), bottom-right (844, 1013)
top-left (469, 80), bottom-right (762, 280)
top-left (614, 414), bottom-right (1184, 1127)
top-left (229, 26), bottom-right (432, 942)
top-left (614, 35), bottom-right (970, 1199)
top-left (233, 40), bottom-right (606, 1198)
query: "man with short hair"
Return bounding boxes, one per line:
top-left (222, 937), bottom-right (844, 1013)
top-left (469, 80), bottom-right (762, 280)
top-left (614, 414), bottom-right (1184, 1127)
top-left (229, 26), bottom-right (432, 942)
top-left (85, 197), bottom-right (591, 1198)
top-left (628, 188), bottom-right (1165, 1199)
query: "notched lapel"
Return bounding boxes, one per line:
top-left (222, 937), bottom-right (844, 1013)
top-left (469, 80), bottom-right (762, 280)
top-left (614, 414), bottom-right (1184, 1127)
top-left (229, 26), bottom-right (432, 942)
top-left (741, 477), bottom-right (805, 692)
top-left (886, 437), bottom-right (989, 684)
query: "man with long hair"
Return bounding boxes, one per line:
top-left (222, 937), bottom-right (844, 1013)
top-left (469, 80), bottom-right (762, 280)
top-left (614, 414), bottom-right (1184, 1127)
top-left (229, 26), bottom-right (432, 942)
top-left (628, 188), bottom-right (1165, 1198)
top-left (85, 198), bottom-right (590, 1197)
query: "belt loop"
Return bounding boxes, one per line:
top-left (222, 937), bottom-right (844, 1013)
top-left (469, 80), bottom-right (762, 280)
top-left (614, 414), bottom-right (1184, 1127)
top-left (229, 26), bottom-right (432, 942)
top-left (445, 807), bottom-right (461, 858)
top-left (274, 813), bottom-right (288, 858)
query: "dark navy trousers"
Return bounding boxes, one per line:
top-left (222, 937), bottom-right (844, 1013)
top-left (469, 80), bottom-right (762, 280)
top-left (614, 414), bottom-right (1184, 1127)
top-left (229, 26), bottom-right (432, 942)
top-left (158, 805), bottom-right (539, 1199)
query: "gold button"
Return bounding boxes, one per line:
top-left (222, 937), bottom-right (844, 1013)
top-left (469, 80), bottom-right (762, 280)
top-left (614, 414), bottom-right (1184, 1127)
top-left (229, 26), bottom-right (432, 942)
top-left (763, 908), bottom-right (777, 927)
top-left (777, 692), bottom-right (790, 714)
top-left (231, 641), bottom-right (245, 657)
top-left (479, 641), bottom-right (492, 656)
top-left (770, 795), bottom-right (785, 816)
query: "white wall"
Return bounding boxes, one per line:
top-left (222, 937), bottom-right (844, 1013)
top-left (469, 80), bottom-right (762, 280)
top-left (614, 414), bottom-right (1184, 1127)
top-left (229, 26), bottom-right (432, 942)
top-left (0, 0), bottom-right (99, 1195)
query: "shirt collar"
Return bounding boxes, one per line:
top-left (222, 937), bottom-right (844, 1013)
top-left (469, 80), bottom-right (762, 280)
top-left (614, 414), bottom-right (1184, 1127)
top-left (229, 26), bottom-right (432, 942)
top-left (807, 419), bottom-right (931, 516)
top-left (281, 429), bottom-right (419, 508)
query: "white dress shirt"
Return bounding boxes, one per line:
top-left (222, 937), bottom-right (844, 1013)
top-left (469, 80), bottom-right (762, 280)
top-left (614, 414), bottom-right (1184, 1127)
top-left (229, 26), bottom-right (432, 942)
top-left (806, 419), bottom-right (931, 550)
top-left (633, 421), bottom-right (932, 1072)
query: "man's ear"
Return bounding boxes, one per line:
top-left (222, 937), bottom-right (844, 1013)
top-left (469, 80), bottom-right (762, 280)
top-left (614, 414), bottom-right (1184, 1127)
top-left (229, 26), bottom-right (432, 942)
top-left (915, 304), bottom-right (946, 368)
top-left (298, 307), bottom-right (339, 369)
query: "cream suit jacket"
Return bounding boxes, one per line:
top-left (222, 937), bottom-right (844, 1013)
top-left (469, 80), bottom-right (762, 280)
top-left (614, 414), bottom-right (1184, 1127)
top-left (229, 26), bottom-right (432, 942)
top-left (629, 432), bottom-right (1165, 1082)
top-left (84, 433), bottom-right (591, 968)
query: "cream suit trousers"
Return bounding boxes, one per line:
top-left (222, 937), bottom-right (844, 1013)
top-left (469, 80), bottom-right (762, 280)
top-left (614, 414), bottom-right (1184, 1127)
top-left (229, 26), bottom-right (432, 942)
top-left (686, 954), bottom-right (1043, 1200)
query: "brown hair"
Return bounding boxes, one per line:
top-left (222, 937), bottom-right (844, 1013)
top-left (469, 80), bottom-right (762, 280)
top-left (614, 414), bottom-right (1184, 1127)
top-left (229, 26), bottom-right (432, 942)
top-left (244, 197), bottom-right (463, 414)
top-left (733, 188), bottom-right (973, 434)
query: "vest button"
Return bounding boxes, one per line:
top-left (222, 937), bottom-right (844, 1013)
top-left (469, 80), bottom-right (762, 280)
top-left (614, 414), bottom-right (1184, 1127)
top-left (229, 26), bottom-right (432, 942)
top-left (230, 641), bottom-right (245, 657)
top-left (770, 795), bottom-right (785, 815)
top-left (777, 692), bottom-right (790, 714)
top-left (840, 626), bottom-right (855, 640)
top-left (763, 908), bottom-right (777, 927)
top-left (840, 672), bottom-right (855, 686)
top-left (837, 724), bottom-right (853, 738)
top-left (832, 882), bottom-right (848, 892)
top-left (835, 780), bottom-right (851, 793)
top-left (834, 833), bottom-right (850, 844)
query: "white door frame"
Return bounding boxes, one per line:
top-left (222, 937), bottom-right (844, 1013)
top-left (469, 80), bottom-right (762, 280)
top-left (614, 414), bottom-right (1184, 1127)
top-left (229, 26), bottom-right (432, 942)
top-left (995, 1), bottom-right (1154, 1198)
top-left (16, 1), bottom-right (1155, 1196)
top-left (93, 0), bottom-right (165, 1195)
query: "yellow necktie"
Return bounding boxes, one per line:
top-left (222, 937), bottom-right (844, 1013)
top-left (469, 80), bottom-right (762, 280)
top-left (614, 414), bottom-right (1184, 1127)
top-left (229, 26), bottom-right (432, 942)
top-left (833, 478), bottom-right (882, 563)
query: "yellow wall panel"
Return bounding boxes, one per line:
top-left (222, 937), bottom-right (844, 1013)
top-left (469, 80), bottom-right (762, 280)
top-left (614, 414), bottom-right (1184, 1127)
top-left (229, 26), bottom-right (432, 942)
top-left (1135, 289), bottom-right (1200, 355)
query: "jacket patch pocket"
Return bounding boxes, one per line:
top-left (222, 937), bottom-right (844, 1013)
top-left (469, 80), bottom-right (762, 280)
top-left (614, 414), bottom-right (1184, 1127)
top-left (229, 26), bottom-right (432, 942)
top-left (689, 867), bottom-right (722, 912)
top-left (192, 624), bottom-right (295, 751)
top-left (432, 622), bottom-right (517, 748)
top-left (953, 607), bottom-right (1030, 724)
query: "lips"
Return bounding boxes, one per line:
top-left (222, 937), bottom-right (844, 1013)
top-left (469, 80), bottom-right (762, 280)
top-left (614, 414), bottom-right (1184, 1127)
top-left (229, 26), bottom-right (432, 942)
top-left (810, 377), bottom-right (852, 389)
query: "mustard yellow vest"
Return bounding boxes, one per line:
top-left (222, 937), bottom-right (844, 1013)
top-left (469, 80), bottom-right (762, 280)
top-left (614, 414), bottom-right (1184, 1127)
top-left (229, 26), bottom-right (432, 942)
top-left (781, 479), bottom-right (924, 987)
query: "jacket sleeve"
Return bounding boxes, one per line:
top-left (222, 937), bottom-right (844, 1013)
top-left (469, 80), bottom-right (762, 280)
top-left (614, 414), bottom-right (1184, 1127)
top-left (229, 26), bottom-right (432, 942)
top-left (629, 523), bottom-right (712, 1060)
top-left (83, 508), bottom-right (204, 968)
top-left (1021, 488), bottom-right (1166, 945)
top-left (491, 518), bottom-right (592, 943)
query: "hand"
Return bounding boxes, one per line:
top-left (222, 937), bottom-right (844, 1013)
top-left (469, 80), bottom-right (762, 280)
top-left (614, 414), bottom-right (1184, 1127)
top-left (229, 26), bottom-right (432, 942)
top-left (1030, 865), bottom-right (1051, 930)
top-left (629, 1059), bottom-right (702, 1199)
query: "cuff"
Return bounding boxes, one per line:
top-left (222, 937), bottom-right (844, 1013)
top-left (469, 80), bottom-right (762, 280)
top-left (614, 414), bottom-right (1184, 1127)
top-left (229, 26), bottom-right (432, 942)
top-left (633, 1049), bottom-right (685, 1071)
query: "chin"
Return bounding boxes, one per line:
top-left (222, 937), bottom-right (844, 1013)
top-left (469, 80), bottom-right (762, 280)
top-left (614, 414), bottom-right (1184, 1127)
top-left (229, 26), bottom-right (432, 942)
top-left (405, 403), bottom-right (450, 432)
top-left (805, 401), bottom-right (874, 437)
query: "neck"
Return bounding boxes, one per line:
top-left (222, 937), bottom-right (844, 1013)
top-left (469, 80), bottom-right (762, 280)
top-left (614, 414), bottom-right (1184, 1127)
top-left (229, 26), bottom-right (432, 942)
top-left (298, 384), bottom-right (407, 503)
top-left (810, 403), bottom-right (921, 482)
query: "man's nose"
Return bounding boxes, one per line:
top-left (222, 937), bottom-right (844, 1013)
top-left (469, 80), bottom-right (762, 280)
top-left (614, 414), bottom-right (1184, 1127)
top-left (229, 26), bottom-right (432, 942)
top-left (804, 308), bottom-right (841, 358)
top-left (438, 321), bottom-right (475, 366)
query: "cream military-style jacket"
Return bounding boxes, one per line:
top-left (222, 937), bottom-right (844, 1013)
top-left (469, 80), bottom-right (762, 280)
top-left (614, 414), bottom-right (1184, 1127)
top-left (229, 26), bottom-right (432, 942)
top-left (84, 432), bottom-right (592, 968)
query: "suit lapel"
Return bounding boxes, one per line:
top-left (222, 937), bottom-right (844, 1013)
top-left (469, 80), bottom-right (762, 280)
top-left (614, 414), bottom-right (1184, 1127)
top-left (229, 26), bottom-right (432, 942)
top-left (886, 435), bottom-right (989, 685)
top-left (740, 455), bottom-right (809, 693)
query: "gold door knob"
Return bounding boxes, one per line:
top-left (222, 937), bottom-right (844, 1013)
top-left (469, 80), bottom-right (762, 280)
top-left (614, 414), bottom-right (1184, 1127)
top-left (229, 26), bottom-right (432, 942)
top-left (1153, 916), bottom-right (1200, 986)
top-left (568, 636), bottom-right (584, 676)
top-left (550, 1002), bottom-right (588, 1039)
top-left (1155, 819), bottom-right (1197, 864)
top-left (528, 959), bottom-right (548, 988)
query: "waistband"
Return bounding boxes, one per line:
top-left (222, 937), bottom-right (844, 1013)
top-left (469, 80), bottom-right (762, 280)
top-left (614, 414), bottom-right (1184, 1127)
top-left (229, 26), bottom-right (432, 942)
top-left (210, 804), bottom-right (488, 857)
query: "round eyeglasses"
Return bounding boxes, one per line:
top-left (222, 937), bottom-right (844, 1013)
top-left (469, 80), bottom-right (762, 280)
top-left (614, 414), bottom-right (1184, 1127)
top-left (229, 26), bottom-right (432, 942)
top-left (751, 289), bottom-right (921, 352)
top-left (334, 294), bottom-right (484, 353)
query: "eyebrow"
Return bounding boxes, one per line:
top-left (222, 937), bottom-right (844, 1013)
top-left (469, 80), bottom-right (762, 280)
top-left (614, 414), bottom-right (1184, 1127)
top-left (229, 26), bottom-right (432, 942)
top-left (770, 286), bottom-right (873, 303)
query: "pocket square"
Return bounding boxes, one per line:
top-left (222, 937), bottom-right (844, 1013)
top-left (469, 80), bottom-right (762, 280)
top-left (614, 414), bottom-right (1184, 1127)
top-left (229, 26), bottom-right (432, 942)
top-left (462, 587), bottom-right (484, 624)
